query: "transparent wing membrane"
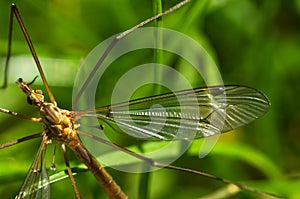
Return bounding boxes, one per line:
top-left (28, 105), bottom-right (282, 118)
top-left (79, 85), bottom-right (270, 141)
top-left (16, 136), bottom-right (50, 199)
top-left (1, 1), bottom-right (280, 198)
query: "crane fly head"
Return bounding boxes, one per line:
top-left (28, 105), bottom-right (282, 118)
top-left (16, 78), bottom-right (44, 106)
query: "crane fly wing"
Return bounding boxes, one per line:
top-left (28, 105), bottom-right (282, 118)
top-left (80, 85), bottom-right (270, 141)
top-left (16, 135), bottom-right (50, 199)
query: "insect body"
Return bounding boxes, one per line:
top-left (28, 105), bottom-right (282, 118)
top-left (16, 78), bottom-right (127, 198)
top-left (0, 1), bottom-right (281, 199)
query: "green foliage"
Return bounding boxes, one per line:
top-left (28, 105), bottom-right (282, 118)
top-left (0, 0), bottom-right (299, 198)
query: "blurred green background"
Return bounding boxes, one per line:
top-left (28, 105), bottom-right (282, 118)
top-left (0, 0), bottom-right (300, 198)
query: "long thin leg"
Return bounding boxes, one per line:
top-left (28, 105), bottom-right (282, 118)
top-left (1, 2), bottom-right (14, 88)
top-left (78, 131), bottom-right (281, 199)
top-left (71, 0), bottom-right (191, 108)
top-left (0, 132), bottom-right (43, 149)
top-left (61, 144), bottom-right (81, 199)
top-left (0, 107), bottom-right (42, 122)
top-left (3, 3), bottom-right (55, 103)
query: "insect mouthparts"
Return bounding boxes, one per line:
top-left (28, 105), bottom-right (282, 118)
top-left (16, 78), bottom-right (23, 83)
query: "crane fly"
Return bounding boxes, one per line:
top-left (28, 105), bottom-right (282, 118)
top-left (0, 1), bottom-right (281, 199)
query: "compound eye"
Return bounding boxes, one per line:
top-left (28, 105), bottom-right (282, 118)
top-left (27, 96), bottom-right (33, 105)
